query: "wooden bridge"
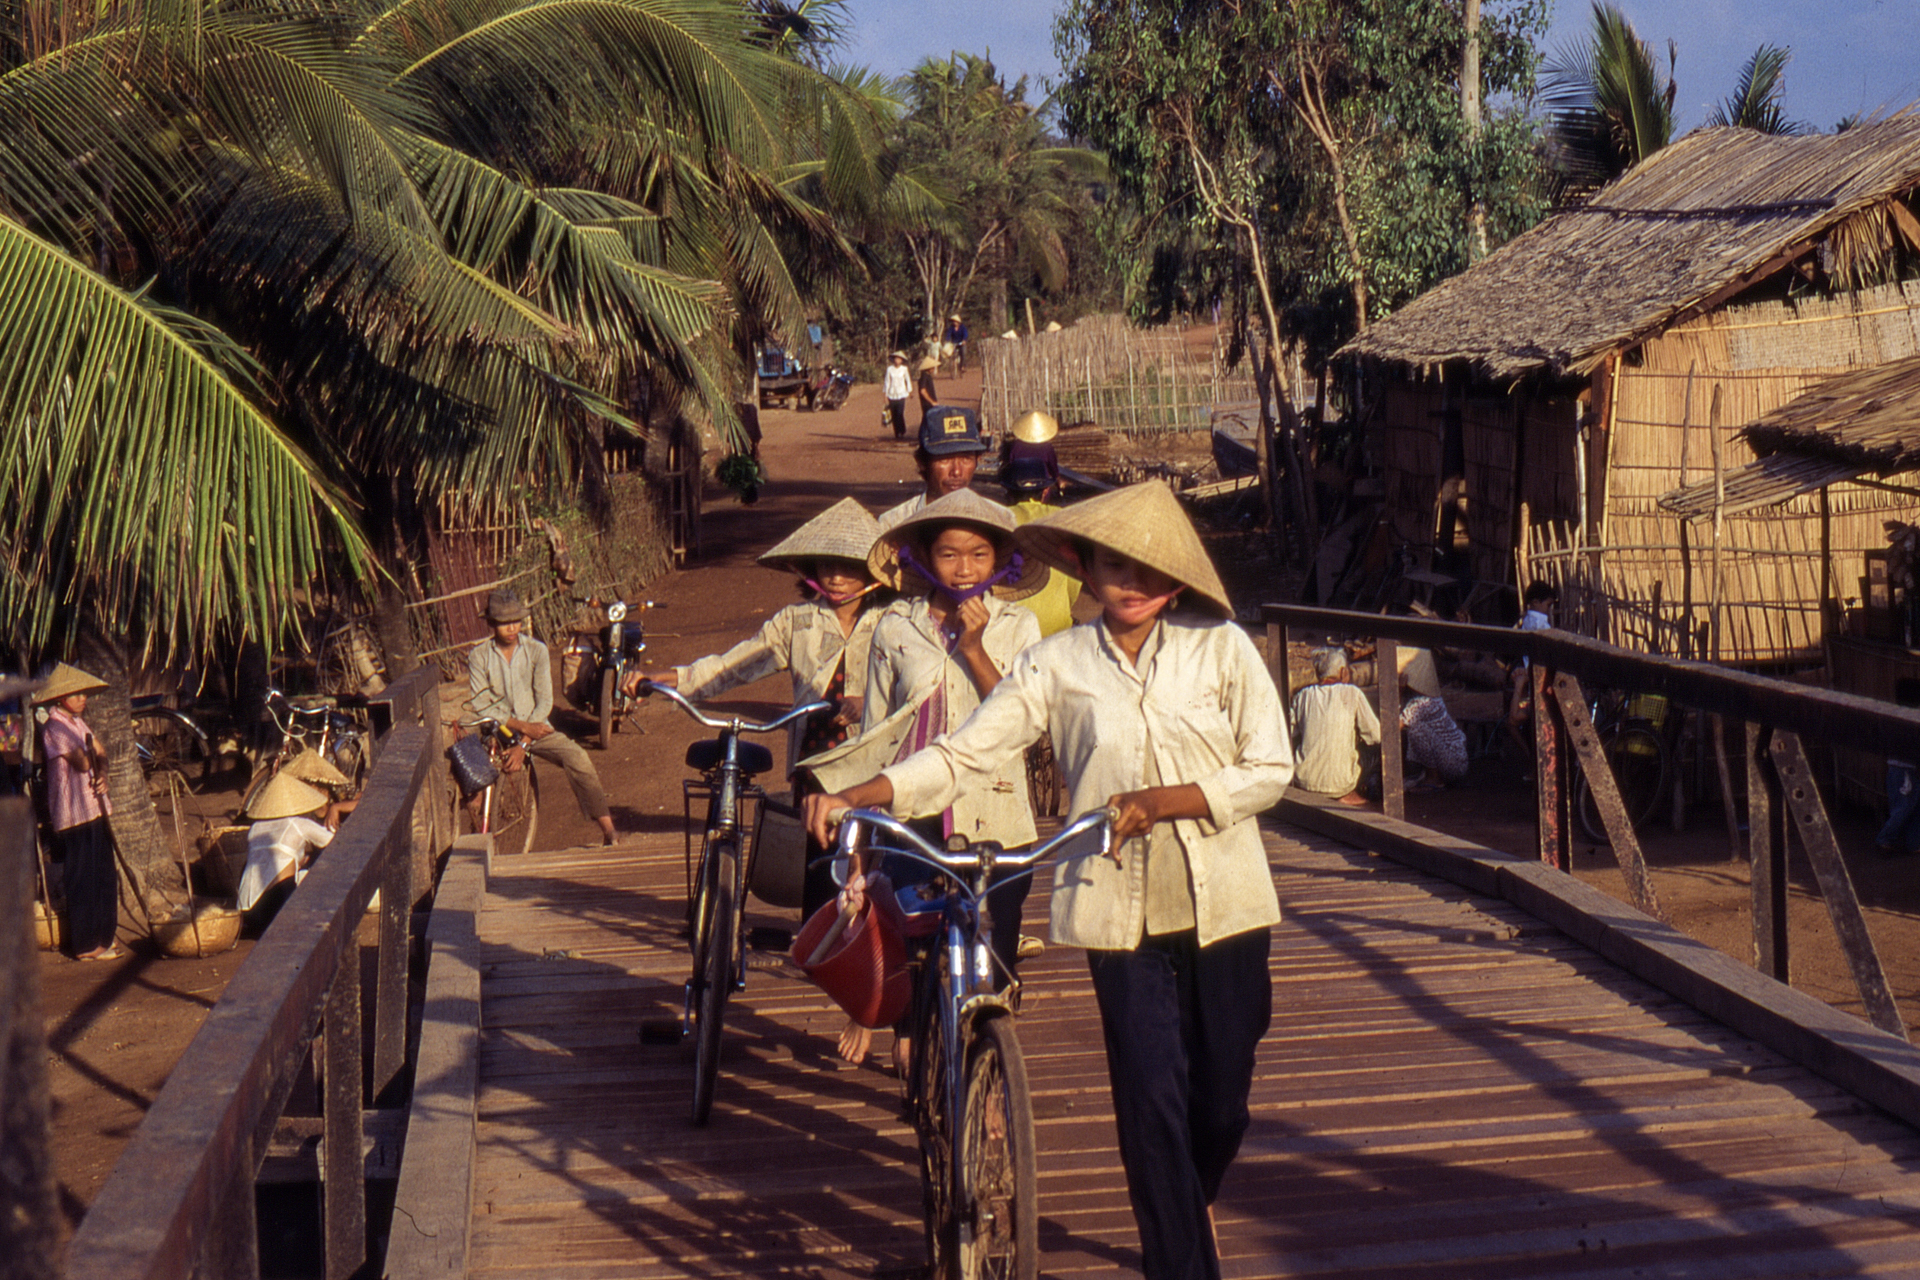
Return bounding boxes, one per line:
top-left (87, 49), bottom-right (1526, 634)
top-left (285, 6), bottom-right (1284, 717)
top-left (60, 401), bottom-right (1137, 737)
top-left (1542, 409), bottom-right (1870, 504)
top-left (384, 810), bottom-right (1920, 1279)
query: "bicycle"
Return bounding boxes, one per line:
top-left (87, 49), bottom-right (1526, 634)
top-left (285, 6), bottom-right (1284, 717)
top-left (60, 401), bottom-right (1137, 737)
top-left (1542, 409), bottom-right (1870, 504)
top-left (828, 805), bottom-right (1117, 1280)
top-left (449, 718), bottom-right (542, 858)
top-left (240, 687), bottom-right (369, 810)
top-left (1572, 689), bottom-right (1673, 843)
top-left (640, 681), bottom-right (830, 1125)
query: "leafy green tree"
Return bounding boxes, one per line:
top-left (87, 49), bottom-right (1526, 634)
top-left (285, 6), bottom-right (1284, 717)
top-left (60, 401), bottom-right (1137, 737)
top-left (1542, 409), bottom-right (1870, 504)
top-left (893, 55), bottom-right (1106, 333)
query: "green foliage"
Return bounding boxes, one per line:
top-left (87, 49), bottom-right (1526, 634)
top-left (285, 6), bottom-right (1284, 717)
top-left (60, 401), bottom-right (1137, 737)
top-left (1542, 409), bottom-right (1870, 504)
top-left (1055, 0), bottom-right (1549, 356)
top-left (1707, 45), bottom-right (1806, 136)
top-left (1542, 1), bottom-right (1676, 195)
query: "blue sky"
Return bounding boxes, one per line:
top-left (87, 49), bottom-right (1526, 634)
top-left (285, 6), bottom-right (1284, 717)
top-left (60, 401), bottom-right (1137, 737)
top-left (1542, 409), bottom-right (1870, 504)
top-left (839, 0), bottom-right (1919, 134)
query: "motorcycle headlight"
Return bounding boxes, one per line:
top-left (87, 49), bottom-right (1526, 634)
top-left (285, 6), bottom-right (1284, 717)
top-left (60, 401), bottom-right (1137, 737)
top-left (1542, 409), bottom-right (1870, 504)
top-left (607, 602), bottom-right (627, 623)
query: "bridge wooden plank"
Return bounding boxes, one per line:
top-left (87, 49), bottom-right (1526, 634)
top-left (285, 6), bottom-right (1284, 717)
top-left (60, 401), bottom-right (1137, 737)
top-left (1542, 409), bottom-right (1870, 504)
top-left (462, 821), bottom-right (1920, 1278)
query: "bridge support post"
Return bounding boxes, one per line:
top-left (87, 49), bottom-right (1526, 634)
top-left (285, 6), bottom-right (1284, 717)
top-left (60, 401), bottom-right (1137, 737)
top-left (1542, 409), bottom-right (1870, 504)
top-left (322, 956), bottom-right (367, 1279)
top-left (1748, 722), bottom-right (1789, 982)
top-left (1532, 665), bottom-right (1570, 871)
top-left (1378, 638), bottom-right (1403, 821)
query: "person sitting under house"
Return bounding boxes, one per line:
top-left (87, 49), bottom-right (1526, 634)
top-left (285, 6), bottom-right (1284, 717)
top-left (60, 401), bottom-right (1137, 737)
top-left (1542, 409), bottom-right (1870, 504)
top-left (469, 589), bottom-right (621, 846)
top-left (1398, 647), bottom-right (1468, 792)
top-left (1291, 647), bottom-right (1380, 806)
top-left (1505, 579), bottom-right (1559, 758)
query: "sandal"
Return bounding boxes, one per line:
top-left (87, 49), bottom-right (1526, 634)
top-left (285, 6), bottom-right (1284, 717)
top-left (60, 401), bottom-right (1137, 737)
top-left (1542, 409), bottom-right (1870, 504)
top-left (76, 945), bottom-right (123, 962)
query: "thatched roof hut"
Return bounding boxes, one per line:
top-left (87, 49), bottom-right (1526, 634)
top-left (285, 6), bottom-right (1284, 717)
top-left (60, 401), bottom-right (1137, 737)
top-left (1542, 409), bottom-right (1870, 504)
top-left (1343, 119), bottom-right (1920, 379)
top-left (1337, 118), bottom-right (1920, 663)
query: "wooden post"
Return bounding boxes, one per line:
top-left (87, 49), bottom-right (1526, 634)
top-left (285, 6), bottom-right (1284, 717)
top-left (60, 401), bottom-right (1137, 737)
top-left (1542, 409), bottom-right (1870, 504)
top-left (1551, 673), bottom-right (1664, 920)
top-left (1, 799), bottom-right (58, 1280)
top-left (1709, 384), bottom-right (1726, 663)
top-left (1533, 665), bottom-right (1570, 872)
top-left (1748, 722), bottom-right (1789, 982)
top-left (323, 958), bottom-right (367, 1279)
top-left (1379, 637), bottom-right (1403, 821)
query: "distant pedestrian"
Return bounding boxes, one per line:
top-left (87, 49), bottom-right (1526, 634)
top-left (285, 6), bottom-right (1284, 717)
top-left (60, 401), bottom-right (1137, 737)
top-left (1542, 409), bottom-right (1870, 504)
top-left (944, 314), bottom-right (969, 372)
top-left (881, 350), bottom-right (911, 439)
top-left (36, 663), bottom-right (120, 960)
top-left (915, 354), bottom-right (938, 424)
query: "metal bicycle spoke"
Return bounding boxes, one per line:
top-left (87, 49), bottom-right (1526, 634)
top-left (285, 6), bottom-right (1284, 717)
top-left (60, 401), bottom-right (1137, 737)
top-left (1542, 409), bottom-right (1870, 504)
top-left (959, 1017), bottom-right (1037, 1280)
top-left (915, 952), bottom-right (960, 1278)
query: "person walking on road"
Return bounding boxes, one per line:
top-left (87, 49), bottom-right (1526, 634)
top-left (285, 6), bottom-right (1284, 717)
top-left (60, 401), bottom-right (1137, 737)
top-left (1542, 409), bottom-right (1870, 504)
top-left (37, 663), bottom-right (121, 960)
top-left (878, 408), bottom-right (987, 532)
top-left (914, 354), bottom-right (939, 425)
top-left (881, 350), bottom-right (912, 440)
top-left (469, 589), bottom-right (620, 846)
top-left (944, 314), bottom-right (969, 372)
top-left (804, 481), bottom-right (1294, 1280)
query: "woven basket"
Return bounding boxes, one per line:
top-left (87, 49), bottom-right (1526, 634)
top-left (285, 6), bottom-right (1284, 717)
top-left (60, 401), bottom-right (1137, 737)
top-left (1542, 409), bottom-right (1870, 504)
top-left (151, 898), bottom-right (242, 959)
top-left (33, 901), bottom-right (65, 952)
top-left (199, 826), bottom-right (251, 898)
top-left (792, 898), bottom-right (911, 1029)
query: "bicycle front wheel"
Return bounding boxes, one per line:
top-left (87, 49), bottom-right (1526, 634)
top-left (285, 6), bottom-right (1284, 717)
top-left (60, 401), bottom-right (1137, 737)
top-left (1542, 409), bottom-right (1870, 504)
top-left (691, 837), bottom-right (738, 1125)
top-left (958, 1016), bottom-right (1037, 1280)
top-left (915, 952), bottom-right (960, 1278)
top-left (1576, 724), bottom-right (1667, 844)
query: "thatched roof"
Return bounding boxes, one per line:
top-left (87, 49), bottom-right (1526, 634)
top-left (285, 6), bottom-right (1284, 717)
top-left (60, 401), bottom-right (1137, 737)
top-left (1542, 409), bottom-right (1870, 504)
top-left (1340, 118), bottom-right (1920, 381)
top-left (1660, 353), bottom-right (1920, 518)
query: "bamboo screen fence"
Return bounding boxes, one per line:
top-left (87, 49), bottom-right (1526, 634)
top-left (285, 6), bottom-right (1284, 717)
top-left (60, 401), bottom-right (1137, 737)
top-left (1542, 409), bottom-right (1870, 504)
top-left (978, 313), bottom-right (1264, 434)
top-left (1587, 280), bottom-right (1920, 663)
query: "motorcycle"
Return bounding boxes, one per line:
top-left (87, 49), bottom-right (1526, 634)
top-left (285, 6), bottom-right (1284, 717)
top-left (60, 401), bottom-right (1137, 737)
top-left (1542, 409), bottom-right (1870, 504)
top-left (593, 599), bottom-right (653, 749)
top-left (804, 364), bottom-right (853, 412)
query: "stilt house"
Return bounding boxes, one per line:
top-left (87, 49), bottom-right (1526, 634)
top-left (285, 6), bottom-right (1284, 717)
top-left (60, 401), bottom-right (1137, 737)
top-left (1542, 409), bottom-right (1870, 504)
top-left (1338, 118), bottom-right (1920, 664)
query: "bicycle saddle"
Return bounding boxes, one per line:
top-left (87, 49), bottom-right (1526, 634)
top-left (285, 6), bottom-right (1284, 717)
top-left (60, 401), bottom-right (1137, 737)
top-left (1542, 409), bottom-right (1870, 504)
top-left (685, 739), bottom-right (774, 776)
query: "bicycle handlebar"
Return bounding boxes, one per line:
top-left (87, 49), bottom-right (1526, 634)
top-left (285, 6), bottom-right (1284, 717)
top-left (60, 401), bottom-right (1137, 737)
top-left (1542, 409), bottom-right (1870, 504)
top-left (833, 805), bottom-right (1119, 879)
top-left (638, 680), bottom-right (831, 735)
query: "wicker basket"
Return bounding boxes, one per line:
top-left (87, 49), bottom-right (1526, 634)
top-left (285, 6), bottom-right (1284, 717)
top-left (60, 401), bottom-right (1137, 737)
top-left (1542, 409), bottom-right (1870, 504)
top-left (151, 898), bottom-right (243, 959)
top-left (33, 900), bottom-right (65, 952)
top-left (198, 826), bottom-right (251, 899)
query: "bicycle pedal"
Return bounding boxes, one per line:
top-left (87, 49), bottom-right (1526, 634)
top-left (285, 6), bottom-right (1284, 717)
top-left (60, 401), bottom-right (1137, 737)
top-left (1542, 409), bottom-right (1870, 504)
top-left (746, 926), bottom-right (793, 952)
top-left (638, 1018), bottom-right (685, 1046)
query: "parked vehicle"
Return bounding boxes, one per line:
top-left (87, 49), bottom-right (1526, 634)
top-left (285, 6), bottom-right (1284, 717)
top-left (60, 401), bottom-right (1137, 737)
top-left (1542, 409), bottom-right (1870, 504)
top-left (449, 718), bottom-right (539, 858)
top-left (804, 364), bottom-right (853, 412)
top-left (594, 599), bottom-right (654, 749)
top-left (239, 687), bottom-right (368, 811)
top-left (757, 343), bottom-right (809, 408)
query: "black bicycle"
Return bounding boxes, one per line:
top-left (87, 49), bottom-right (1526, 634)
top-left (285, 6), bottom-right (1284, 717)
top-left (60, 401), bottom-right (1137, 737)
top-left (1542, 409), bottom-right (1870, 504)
top-left (1572, 689), bottom-right (1674, 843)
top-left (641, 681), bottom-right (830, 1125)
top-left (829, 805), bottom-right (1116, 1280)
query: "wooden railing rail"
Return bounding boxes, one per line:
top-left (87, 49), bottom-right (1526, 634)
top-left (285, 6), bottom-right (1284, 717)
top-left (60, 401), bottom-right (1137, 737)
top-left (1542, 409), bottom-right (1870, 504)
top-left (1263, 604), bottom-right (1914, 1040)
top-left (65, 703), bottom-right (445, 1280)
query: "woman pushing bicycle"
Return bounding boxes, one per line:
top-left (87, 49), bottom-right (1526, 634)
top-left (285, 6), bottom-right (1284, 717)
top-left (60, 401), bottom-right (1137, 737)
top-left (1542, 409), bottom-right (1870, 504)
top-left (805, 481), bottom-right (1294, 1280)
top-left (800, 487), bottom-right (1048, 1068)
top-left (624, 498), bottom-right (891, 917)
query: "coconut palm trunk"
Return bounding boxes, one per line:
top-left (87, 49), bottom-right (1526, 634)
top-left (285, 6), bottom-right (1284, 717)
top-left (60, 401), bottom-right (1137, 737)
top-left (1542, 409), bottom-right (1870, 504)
top-left (76, 630), bottom-right (177, 924)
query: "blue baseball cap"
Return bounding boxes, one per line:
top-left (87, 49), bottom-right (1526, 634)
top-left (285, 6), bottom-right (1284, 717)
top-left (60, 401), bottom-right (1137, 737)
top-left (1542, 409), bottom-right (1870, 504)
top-left (918, 407), bottom-right (984, 455)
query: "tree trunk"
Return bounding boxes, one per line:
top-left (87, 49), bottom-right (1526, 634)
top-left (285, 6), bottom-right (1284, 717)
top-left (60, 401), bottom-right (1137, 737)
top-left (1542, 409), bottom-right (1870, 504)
top-left (76, 628), bottom-right (182, 924)
top-left (1463, 0), bottom-right (1489, 261)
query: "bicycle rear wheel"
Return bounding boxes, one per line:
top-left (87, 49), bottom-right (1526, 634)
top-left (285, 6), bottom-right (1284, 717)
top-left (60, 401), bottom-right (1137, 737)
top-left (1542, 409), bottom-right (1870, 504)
top-left (491, 763), bottom-right (541, 858)
top-left (959, 1015), bottom-right (1037, 1280)
top-left (691, 837), bottom-right (738, 1125)
top-left (1576, 723), bottom-right (1667, 843)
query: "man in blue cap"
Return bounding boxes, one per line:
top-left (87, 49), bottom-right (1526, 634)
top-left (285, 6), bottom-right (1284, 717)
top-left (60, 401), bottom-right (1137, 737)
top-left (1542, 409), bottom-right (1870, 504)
top-left (879, 406), bottom-right (986, 532)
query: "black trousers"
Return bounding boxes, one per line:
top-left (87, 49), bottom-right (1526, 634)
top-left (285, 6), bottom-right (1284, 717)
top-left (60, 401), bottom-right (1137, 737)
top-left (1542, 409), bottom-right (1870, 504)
top-left (1087, 927), bottom-right (1272, 1280)
top-left (886, 397), bottom-right (908, 439)
top-left (60, 816), bottom-right (118, 954)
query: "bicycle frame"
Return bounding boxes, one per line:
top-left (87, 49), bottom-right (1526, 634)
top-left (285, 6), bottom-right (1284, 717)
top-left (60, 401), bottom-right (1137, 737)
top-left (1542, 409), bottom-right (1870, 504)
top-left (833, 806), bottom-right (1114, 1265)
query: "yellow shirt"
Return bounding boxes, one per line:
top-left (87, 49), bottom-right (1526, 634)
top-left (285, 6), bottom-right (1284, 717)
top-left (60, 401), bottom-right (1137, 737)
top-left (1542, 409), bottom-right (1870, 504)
top-left (1008, 498), bottom-right (1081, 637)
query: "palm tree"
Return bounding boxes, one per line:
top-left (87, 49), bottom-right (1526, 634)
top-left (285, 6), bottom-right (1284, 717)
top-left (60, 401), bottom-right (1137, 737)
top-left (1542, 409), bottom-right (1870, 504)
top-left (1542, 1), bottom-right (1676, 198)
top-left (1, 0), bottom-right (878, 898)
top-left (1707, 45), bottom-right (1806, 136)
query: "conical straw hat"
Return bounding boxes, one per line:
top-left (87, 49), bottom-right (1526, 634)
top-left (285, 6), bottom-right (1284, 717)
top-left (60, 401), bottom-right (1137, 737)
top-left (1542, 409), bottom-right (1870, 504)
top-left (871, 489), bottom-right (1049, 600)
top-left (33, 662), bottom-right (108, 704)
top-left (1017, 482), bottom-right (1233, 618)
top-left (1397, 646), bottom-right (1441, 696)
top-left (285, 748), bottom-right (351, 789)
top-left (1010, 410), bottom-right (1059, 444)
top-left (758, 498), bottom-right (882, 574)
top-left (247, 772), bottom-right (328, 821)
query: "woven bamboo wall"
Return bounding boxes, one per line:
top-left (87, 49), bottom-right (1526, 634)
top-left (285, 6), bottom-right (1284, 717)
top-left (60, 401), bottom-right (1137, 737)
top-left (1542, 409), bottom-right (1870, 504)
top-left (979, 314), bottom-right (1259, 434)
top-left (1593, 280), bottom-right (1920, 662)
top-left (1378, 373), bottom-right (1444, 547)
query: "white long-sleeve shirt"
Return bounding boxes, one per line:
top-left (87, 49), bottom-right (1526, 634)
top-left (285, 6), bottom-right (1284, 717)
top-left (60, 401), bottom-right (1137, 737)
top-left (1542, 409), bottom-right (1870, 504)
top-left (882, 364), bottom-right (912, 401)
top-left (1290, 682), bottom-right (1380, 796)
top-left (883, 614), bottom-right (1293, 950)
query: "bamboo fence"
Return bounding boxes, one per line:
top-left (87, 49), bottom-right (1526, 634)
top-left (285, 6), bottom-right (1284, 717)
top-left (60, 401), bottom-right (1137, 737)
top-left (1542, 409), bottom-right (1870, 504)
top-left (979, 313), bottom-right (1265, 435)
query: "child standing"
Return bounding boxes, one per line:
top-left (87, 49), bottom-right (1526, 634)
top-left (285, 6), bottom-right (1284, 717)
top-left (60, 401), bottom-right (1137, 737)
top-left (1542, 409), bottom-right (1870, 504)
top-left (805, 482), bottom-right (1293, 1280)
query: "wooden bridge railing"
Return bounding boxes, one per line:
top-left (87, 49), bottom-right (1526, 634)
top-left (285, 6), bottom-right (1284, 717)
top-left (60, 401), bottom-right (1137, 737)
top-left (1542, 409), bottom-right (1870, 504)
top-left (63, 665), bottom-right (448, 1280)
top-left (1264, 604), bottom-right (1920, 1042)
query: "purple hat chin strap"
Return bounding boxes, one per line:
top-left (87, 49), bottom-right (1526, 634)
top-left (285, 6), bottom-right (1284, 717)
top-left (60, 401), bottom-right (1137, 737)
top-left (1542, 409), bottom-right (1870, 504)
top-left (894, 544), bottom-right (1025, 604)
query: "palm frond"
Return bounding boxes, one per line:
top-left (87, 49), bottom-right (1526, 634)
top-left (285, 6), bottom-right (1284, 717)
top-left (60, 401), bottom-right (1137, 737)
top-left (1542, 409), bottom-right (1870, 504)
top-left (0, 215), bottom-right (367, 658)
top-left (1707, 44), bottom-right (1804, 135)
